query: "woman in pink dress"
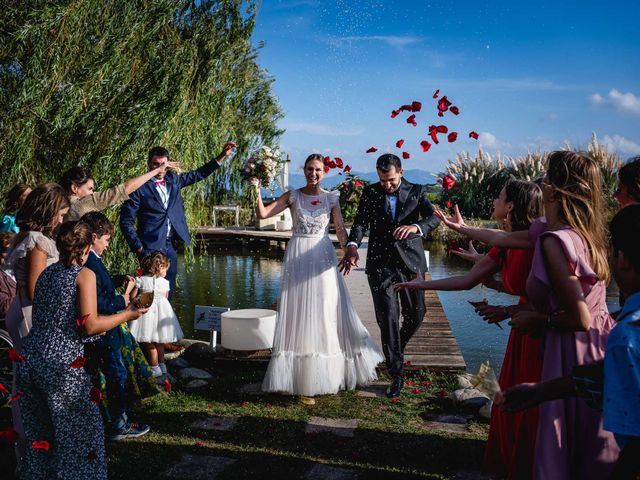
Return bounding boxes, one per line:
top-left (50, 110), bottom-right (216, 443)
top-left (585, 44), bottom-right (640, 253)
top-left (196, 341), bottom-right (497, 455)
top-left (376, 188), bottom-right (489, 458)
top-left (435, 151), bottom-right (619, 479)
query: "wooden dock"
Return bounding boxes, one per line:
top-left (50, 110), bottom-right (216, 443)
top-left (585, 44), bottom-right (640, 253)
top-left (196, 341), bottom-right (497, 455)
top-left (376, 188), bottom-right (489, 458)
top-left (200, 227), bottom-right (466, 372)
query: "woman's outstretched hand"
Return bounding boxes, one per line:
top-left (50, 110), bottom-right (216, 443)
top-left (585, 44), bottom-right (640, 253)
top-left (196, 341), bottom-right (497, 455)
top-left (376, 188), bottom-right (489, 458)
top-left (450, 240), bottom-right (481, 263)
top-left (393, 273), bottom-right (425, 291)
top-left (434, 204), bottom-right (466, 231)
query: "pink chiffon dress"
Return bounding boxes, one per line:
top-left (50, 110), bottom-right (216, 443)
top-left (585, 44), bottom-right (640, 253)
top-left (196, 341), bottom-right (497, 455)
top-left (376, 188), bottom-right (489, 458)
top-left (525, 218), bottom-right (619, 479)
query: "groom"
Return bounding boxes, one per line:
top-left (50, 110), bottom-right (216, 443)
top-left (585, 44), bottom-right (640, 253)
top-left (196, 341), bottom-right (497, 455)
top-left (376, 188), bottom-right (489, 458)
top-left (120, 142), bottom-right (236, 292)
top-left (340, 154), bottom-right (440, 397)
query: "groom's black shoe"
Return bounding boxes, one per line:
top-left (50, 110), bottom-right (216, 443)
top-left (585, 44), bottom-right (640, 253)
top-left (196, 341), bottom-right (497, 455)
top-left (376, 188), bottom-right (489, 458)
top-left (386, 376), bottom-right (404, 398)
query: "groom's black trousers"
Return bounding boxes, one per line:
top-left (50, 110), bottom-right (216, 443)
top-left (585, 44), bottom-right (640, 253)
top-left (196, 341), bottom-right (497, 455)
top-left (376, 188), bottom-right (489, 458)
top-left (367, 266), bottom-right (426, 377)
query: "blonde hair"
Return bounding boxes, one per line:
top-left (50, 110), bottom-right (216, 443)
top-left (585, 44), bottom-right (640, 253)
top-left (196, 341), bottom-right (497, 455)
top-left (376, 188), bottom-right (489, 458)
top-left (547, 150), bottom-right (610, 283)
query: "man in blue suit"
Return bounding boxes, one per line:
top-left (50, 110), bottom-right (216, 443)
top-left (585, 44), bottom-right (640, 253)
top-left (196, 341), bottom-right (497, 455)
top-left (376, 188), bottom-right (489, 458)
top-left (120, 142), bottom-right (236, 292)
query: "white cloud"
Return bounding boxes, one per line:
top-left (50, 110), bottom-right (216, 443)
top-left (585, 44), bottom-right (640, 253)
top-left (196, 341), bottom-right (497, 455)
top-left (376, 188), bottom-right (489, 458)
top-left (280, 120), bottom-right (364, 137)
top-left (588, 89), bottom-right (640, 114)
top-left (328, 35), bottom-right (422, 48)
top-left (479, 132), bottom-right (498, 148)
top-left (603, 135), bottom-right (640, 156)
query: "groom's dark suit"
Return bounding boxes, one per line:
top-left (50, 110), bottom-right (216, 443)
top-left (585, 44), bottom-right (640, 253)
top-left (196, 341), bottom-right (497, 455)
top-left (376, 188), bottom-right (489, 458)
top-left (347, 178), bottom-right (440, 376)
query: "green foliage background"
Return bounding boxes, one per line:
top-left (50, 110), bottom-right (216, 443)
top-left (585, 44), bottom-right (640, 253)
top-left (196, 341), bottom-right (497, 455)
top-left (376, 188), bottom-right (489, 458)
top-left (0, 0), bottom-right (282, 271)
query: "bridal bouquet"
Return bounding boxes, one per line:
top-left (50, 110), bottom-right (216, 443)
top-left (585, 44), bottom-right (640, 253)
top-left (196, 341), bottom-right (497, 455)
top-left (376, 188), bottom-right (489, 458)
top-left (242, 146), bottom-right (286, 205)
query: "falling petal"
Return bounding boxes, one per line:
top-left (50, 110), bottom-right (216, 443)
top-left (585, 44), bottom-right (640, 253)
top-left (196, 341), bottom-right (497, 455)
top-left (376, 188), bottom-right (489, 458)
top-left (411, 101), bottom-right (422, 112)
top-left (31, 440), bottom-right (50, 452)
top-left (402, 152), bottom-right (410, 159)
top-left (75, 314), bottom-right (89, 328)
top-left (7, 349), bottom-right (25, 363)
top-left (69, 356), bottom-right (86, 369)
top-left (420, 140), bottom-right (431, 152)
top-left (334, 157), bottom-right (344, 168)
top-left (436, 125), bottom-right (448, 133)
top-left (395, 139), bottom-right (404, 148)
top-left (450, 106), bottom-right (460, 115)
top-left (90, 387), bottom-right (102, 404)
top-left (344, 165), bottom-right (352, 172)
top-left (406, 114), bottom-right (417, 126)
top-left (442, 175), bottom-right (456, 190)
top-left (11, 390), bottom-right (23, 402)
top-left (447, 132), bottom-right (458, 142)
top-left (164, 379), bottom-right (171, 393)
top-left (366, 147), bottom-right (378, 153)
top-left (432, 89), bottom-right (440, 98)
top-left (469, 131), bottom-right (479, 139)
top-left (324, 165), bottom-right (329, 173)
top-left (0, 383), bottom-right (8, 395)
top-left (390, 109), bottom-right (400, 118)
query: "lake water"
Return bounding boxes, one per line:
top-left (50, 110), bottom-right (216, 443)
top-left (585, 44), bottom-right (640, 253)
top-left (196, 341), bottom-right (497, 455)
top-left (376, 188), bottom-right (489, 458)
top-left (172, 244), bottom-right (620, 373)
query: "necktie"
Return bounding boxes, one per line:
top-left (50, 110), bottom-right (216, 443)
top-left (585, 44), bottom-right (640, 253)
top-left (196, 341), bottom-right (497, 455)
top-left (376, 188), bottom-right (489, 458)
top-left (155, 180), bottom-right (166, 187)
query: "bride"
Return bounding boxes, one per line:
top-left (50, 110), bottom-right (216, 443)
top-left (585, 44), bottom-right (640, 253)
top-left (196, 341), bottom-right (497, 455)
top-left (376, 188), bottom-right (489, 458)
top-left (255, 153), bottom-right (383, 404)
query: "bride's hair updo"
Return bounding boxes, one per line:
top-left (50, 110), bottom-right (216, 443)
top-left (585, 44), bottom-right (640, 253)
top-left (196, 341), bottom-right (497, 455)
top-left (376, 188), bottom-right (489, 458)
top-left (304, 153), bottom-right (324, 167)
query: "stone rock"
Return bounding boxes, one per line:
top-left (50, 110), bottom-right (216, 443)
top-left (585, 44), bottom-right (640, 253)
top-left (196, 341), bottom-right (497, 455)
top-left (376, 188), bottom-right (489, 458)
top-left (238, 382), bottom-right (262, 395)
top-left (191, 416), bottom-right (237, 432)
top-left (166, 357), bottom-right (190, 370)
top-left (305, 464), bottom-right (359, 480)
top-left (461, 396), bottom-right (490, 414)
top-left (185, 380), bottom-right (209, 390)
top-left (478, 400), bottom-right (493, 420)
top-left (163, 454), bottom-right (235, 480)
top-left (420, 420), bottom-right (469, 435)
top-left (451, 388), bottom-right (489, 403)
top-left (355, 384), bottom-right (387, 398)
top-left (305, 417), bottom-right (358, 437)
top-left (178, 367), bottom-right (213, 381)
top-left (456, 374), bottom-right (474, 389)
top-left (422, 412), bottom-right (472, 425)
top-left (182, 342), bottom-right (216, 367)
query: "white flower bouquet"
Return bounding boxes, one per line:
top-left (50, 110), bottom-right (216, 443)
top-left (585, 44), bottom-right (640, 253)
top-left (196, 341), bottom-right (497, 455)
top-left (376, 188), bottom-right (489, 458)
top-left (242, 146), bottom-right (286, 204)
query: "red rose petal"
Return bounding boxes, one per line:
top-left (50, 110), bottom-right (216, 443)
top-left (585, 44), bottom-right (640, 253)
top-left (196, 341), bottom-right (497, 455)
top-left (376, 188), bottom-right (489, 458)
top-left (391, 397), bottom-right (400, 404)
top-left (90, 386), bottom-right (102, 404)
top-left (31, 440), bottom-right (49, 452)
top-left (88, 449), bottom-right (97, 461)
top-left (328, 161), bottom-right (337, 169)
top-left (195, 441), bottom-right (204, 446)
top-left (420, 140), bottom-right (431, 152)
top-left (395, 139), bottom-right (405, 148)
top-left (390, 109), bottom-right (400, 118)
top-left (446, 200), bottom-right (452, 208)
top-left (469, 131), bottom-right (479, 140)
top-left (75, 314), bottom-right (89, 328)
top-left (436, 125), bottom-right (448, 133)
top-left (69, 356), bottom-right (86, 369)
top-left (324, 156), bottom-right (331, 165)
top-left (402, 152), bottom-right (410, 159)
top-left (411, 101), bottom-right (422, 112)
top-left (439, 389), bottom-right (449, 398)
top-left (366, 147), bottom-right (378, 153)
top-left (450, 106), bottom-right (460, 115)
top-left (8, 349), bottom-right (24, 363)
top-left (0, 383), bottom-right (8, 395)
top-left (399, 104), bottom-right (413, 112)
top-left (442, 175), bottom-right (456, 190)
top-left (265, 403), bottom-right (273, 409)
top-left (354, 180), bottom-right (364, 187)
top-left (324, 165), bottom-right (330, 173)
top-left (428, 125), bottom-right (440, 144)
top-left (432, 89), bottom-right (440, 98)
top-left (447, 132), bottom-right (458, 142)
top-left (240, 401), bottom-right (249, 408)
top-left (335, 157), bottom-right (344, 168)
top-left (0, 427), bottom-right (18, 442)
top-left (11, 390), bottom-right (23, 402)
top-left (406, 380), bottom-right (415, 387)
top-left (404, 360), bottom-right (412, 366)
top-left (412, 388), bottom-right (422, 394)
top-left (344, 165), bottom-right (352, 173)
top-left (437, 96), bottom-right (452, 114)
top-left (406, 114), bottom-right (417, 126)
top-left (164, 378), bottom-right (171, 393)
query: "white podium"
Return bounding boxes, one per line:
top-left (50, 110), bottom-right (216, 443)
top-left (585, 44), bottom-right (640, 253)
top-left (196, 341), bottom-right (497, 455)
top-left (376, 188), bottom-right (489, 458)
top-left (221, 308), bottom-right (277, 351)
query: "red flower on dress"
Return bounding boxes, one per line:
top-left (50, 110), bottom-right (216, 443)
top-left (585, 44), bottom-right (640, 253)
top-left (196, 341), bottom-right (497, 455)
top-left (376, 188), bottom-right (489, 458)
top-left (406, 114), bottom-right (417, 126)
top-left (366, 147), bottom-right (378, 153)
top-left (88, 449), bottom-right (97, 461)
top-left (420, 140), bottom-right (431, 152)
top-left (449, 106), bottom-right (460, 115)
top-left (70, 356), bottom-right (86, 368)
top-left (75, 314), bottom-right (89, 329)
top-left (402, 152), bottom-right (410, 159)
top-left (0, 383), bottom-right (8, 394)
top-left (395, 139), bottom-right (404, 148)
top-left (469, 131), bottom-right (479, 139)
top-left (164, 379), bottom-right (172, 393)
top-left (310, 200), bottom-right (321, 206)
top-left (411, 101), bottom-right (422, 112)
top-left (433, 89), bottom-right (440, 98)
top-left (442, 175), bottom-right (456, 191)
top-left (90, 386), bottom-right (102, 404)
top-left (136, 268), bottom-right (144, 278)
top-left (447, 132), bottom-right (458, 143)
top-left (390, 109), bottom-right (400, 118)
top-left (31, 440), bottom-right (50, 452)
top-left (8, 349), bottom-right (24, 363)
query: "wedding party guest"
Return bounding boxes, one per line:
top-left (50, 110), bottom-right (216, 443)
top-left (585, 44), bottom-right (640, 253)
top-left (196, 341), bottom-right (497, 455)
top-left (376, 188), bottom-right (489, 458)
top-left (120, 142), bottom-right (236, 292)
top-left (60, 161), bottom-right (179, 222)
top-left (80, 211), bottom-right (153, 440)
top-left (340, 153), bottom-right (440, 398)
top-left (3, 183), bottom-right (69, 463)
top-left (394, 179), bottom-right (543, 479)
top-left (502, 204), bottom-right (640, 480)
top-left (259, 154), bottom-right (383, 405)
top-left (0, 233), bottom-right (17, 317)
top-left (614, 156), bottom-right (640, 210)
top-left (436, 151), bottom-right (620, 478)
top-left (16, 221), bottom-right (147, 479)
top-left (128, 251), bottom-right (183, 378)
top-left (0, 183), bottom-right (32, 233)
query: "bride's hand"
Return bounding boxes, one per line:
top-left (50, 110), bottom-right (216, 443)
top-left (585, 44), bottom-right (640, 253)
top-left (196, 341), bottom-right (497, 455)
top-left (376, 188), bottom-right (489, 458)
top-left (435, 204), bottom-right (467, 231)
top-left (249, 177), bottom-right (261, 188)
top-left (393, 273), bottom-right (425, 291)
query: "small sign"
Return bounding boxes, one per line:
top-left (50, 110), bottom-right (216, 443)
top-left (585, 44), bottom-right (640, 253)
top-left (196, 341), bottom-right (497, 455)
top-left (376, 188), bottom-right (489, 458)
top-left (194, 306), bottom-right (229, 331)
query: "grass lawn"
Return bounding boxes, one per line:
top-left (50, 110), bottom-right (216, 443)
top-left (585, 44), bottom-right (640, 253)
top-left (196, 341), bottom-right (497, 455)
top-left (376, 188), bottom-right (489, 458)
top-left (100, 365), bottom-right (488, 479)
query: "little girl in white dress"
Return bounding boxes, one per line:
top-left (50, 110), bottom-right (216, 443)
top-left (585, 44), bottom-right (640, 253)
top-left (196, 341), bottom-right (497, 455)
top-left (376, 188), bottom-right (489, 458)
top-left (129, 251), bottom-right (183, 377)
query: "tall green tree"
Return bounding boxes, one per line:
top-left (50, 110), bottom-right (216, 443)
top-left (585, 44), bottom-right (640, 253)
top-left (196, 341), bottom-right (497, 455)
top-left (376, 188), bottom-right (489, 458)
top-left (0, 0), bottom-right (282, 269)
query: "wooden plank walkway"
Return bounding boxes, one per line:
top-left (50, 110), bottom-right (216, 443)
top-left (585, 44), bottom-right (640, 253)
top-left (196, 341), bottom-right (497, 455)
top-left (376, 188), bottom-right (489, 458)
top-left (200, 227), bottom-right (466, 372)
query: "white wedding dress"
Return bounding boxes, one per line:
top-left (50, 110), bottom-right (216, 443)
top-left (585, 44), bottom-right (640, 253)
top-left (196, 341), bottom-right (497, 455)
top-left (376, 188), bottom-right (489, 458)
top-left (262, 189), bottom-right (383, 396)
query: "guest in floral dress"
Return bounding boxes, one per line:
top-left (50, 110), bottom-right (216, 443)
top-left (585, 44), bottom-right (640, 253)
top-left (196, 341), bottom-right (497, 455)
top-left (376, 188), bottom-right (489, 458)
top-left (16, 221), bottom-right (147, 479)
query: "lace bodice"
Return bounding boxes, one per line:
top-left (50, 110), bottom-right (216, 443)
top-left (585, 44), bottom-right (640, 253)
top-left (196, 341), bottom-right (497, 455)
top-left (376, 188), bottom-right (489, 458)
top-left (289, 189), bottom-right (339, 236)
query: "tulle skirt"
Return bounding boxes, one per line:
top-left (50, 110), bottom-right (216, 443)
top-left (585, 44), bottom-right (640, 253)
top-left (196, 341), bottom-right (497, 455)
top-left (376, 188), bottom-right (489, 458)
top-left (262, 234), bottom-right (383, 396)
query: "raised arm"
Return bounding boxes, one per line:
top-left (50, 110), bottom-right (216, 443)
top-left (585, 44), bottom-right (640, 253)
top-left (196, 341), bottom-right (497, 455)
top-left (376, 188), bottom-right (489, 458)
top-left (77, 268), bottom-right (147, 335)
top-left (122, 161), bottom-right (180, 195)
top-left (255, 186), bottom-right (291, 220)
top-left (178, 142), bottom-right (236, 188)
top-left (435, 205), bottom-right (532, 249)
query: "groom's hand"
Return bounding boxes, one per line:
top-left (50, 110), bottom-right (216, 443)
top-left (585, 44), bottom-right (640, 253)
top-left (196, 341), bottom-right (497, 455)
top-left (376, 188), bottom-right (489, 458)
top-left (216, 141), bottom-right (237, 163)
top-left (393, 224), bottom-right (418, 240)
top-left (339, 245), bottom-right (359, 276)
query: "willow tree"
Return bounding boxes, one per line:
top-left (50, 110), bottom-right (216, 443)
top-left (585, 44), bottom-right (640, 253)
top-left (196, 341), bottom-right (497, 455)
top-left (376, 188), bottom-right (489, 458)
top-left (0, 0), bottom-right (282, 269)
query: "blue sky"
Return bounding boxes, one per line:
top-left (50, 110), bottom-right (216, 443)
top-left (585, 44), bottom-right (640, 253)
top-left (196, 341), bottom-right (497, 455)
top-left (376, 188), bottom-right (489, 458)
top-left (251, 0), bottom-right (640, 175)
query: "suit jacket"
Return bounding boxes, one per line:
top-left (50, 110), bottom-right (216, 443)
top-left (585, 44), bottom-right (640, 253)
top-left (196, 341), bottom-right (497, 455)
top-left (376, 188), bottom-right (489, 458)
top-left (347, 178), bottom-right (440, 275)
top-left (85, 251), bottom-right (126, 316)
top-left (120, 160), bottom-right (220, 254)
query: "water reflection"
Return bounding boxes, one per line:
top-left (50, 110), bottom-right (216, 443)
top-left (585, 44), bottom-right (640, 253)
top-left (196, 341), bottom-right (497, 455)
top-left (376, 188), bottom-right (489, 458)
top-left (173, 244), bottom-right (620, 373)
